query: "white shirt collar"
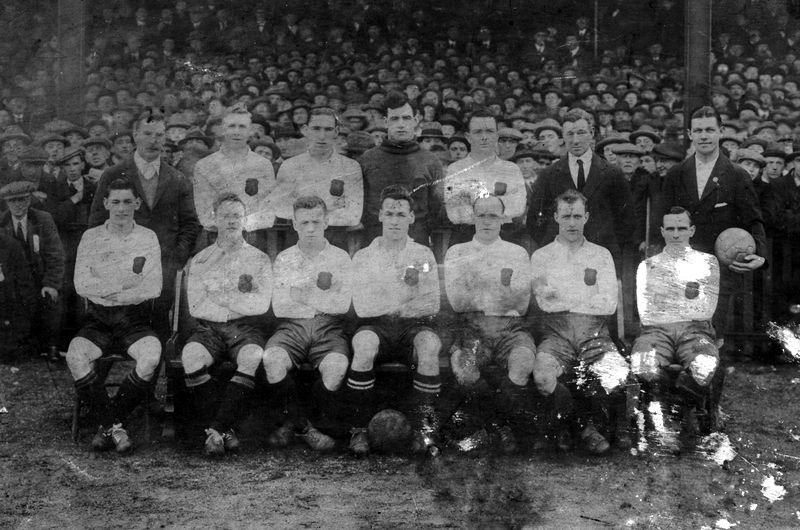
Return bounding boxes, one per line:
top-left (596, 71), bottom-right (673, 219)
top-left (134, 151), bottom-right (160, 180)
top-left (568, 150), bottom-right (593, 167)
top-left (68, 176), bottom-right (84, 191)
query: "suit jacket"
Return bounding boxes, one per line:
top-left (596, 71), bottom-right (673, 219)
top-left (559, 47), bottom-right (592, 71)
top-left (0, 208), bottom-right (65, 291)
top-left (655, 154), bottom-right (767, 256)
top-left (527, 153), bottom-right (634, 261)
top-left (245, 19), bottom-right (273, 46)
top-left (0, 233), bottom-right (36, 340)
top-left (519, 42), bottom-right (555, 68)
top-left (762, 172), bottom-right (800, 236)
top-left (48, 176), bottom-right (96, 233)
top-left (88, 158), bottom-right (201, 279)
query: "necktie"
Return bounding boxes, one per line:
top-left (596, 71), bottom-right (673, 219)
top-left (577, 159), bottom-right (586, 191)
top-left (68, 183), bottom-right (78, 196)
top-left (15, 221), bottom-right (24, 242)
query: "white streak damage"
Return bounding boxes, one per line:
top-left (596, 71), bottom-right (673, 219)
top-left (697, 432), bottom-right (737, 466)
top-left (647, 400), bottom-right (680, 451)
top-left (589, 353), bottom-right (629, 393)
top-left (690, 353), bottom-right (718, 385)
top-left (760, 475), bottom-right (786, 503)
top-left (766, 322), bottom-right (800, 359)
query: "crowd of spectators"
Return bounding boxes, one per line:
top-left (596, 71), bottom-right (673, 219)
top-left (0, 0), bottom-right (798, 357)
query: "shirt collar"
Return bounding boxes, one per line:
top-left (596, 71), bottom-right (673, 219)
top-left (568, 150), bottom-right (593, 167)
top-left (134, 151), bottom-right (160, 178)
top-left (695, 153), bottom-right (719, 169)
top-left (12, 214), bottom-right (27, 226)
top-left (102, 219), bottom-right (138, 237)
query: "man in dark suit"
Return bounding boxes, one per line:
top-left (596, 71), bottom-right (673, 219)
top-left (49, 147), bottom-right (96, 340)
top-left (520, 30), bottom-right (555, 69)
top-left (559, 35), bottom-right (593, 73)
top-left (89, 111), bottom-right (200, 338)
top-left (527, 109), bottom-right (633, 265)
top-left (654, 106), bottom-right (766, 339)
top-left (245, 6), bottom-right (273, 47)
top-left (0, 180), bottom-right (65, 357)
top-left (0, 230), bottom-right (36, 360)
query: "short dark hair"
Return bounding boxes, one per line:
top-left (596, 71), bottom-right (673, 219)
top-left (293, 195), bottom-right (327, 214)
top-left (379, 185), bottom-right (414, 210)
top-left (562, 108), bottom-right (594, 130)
top-left (467, 107), bottom-right (497, 131)
top-left (307, 107), bottom-right (340, 128)
top-left (105, 178), bottom-right (140, 199)
top-left (382, 90), bottom-right (414, 116)
top-left (664, 205), bottom-right (692, 224)
top-left (213, 192), bottom-right (246, 214)
top-left (689, 105), bottom-right (722, 127)
top-left (554, 188), bottom-right (587, 209)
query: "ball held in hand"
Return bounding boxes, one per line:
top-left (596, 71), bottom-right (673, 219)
top-left (714, 227), bottom-right (756, 267)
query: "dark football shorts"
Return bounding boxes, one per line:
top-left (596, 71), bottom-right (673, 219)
top-left (77, 301), bottom-right (158, 353)
top-left (186, 318), bottom-right (266, 361)
top-left (356, 315), bottom-right (437, 364)
top-left (455, 313), bottom-right (536, 369)
top-left (265, 314), bottom-right (350, 368)
top-left (536, 312), bottom-right (615, 370)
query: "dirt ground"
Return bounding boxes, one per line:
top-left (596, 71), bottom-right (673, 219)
top-left (2, 350), bottom-right (800, 530)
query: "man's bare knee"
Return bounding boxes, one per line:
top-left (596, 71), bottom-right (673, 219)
top-left (320, 352), bottom-right (348, 391)
top-left (414, 330), bottom-right (441, 375)
top-left (351, 331), bottom-right (379, 371)
top-left (533, 353), bottom-right (561, 396)
top-left (128, 336), bottom-right (162, 381)
top-left (263, 347), bottom-right (292, 383)
top-left (181, 342), bottom-right (214, 375)
top-left (507, 347), bottom-right (535, 386)
top-left (235, 344), bottom-right (264, 376)
top-left (66, 337), bottom-right (102, 380)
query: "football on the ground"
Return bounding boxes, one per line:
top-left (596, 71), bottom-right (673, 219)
top-left (714, 228), bottom-right (756, 266)
top-left (367, 409), bottom-right (413, 453)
